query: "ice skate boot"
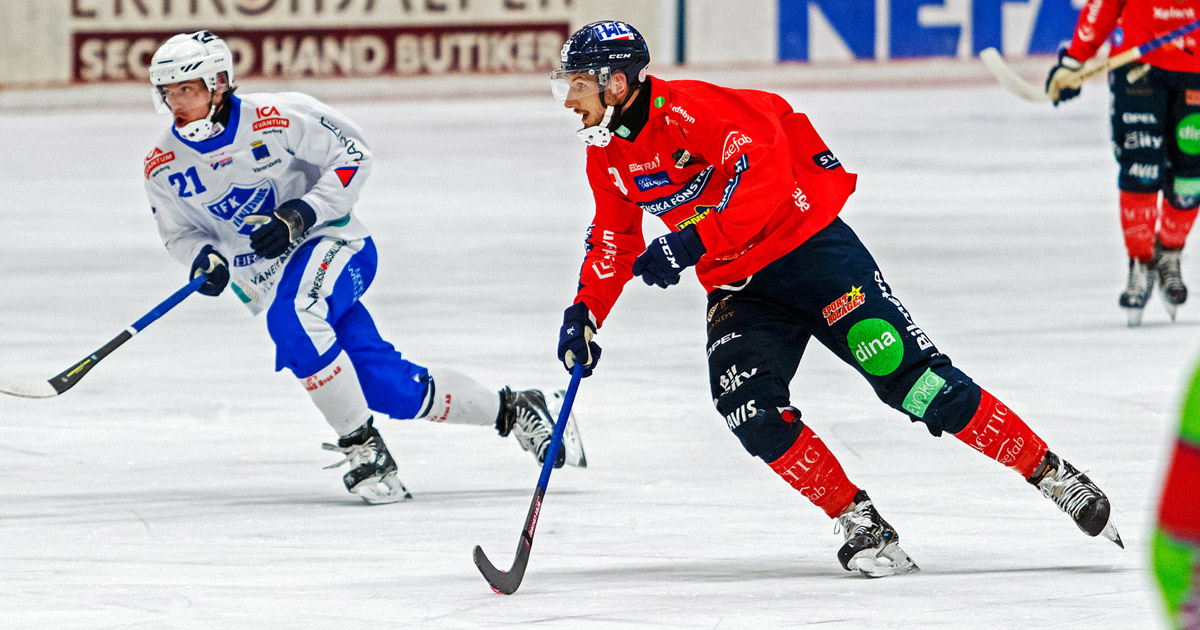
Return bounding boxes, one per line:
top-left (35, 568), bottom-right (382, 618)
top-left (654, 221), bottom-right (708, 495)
top-left (497, 388), bottom-right (585, 468)
top-left (1027, 451), bottom-right (1122, 548)
top-left (547, 388), bottom-right (587, 468)
top-left (322, 417), bottom-right (411, 504)
top-left (835, 490), bottom-right (920, 578)
top-left (1154, 241), bottom-right (1187, 321)
top-left (1119, 258), bottom-right (1155, 327)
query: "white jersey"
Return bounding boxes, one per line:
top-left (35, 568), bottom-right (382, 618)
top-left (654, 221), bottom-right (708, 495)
top-left (144, 91), bottom-right (372, 314)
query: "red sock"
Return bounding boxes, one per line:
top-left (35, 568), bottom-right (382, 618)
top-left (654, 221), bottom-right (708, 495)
top-left (953, 389), bottom-right (1048, 479)
top-left (1121, 191), bottom-right (1159, 261)
top-left (1159, 201), bottom-right (1198, 250)
top-left (768, 425), bottom-right (859, 518)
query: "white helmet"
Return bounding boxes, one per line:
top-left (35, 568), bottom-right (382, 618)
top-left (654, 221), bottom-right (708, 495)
top-left (149, 30), bottom-right (235, 140)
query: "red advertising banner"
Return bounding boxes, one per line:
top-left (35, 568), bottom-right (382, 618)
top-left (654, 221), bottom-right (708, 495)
top-left (73, 24), bottom-right (568, 83)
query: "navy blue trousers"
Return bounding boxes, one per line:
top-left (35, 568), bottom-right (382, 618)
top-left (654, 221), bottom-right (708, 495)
top-left (706, 218), bottom-right (982, 463)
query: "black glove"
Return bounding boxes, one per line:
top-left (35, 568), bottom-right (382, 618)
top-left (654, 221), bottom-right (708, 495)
top-left (558, 303), bottom-right (601, 377)
top-left (632, 226), bottom-right (707, 289)
top-left (1045, 48), bottom-right (1084, 106)
top-left (190, 245), bottom-right (229, 296)
top-left (247, 199), bottom-right (317, 259)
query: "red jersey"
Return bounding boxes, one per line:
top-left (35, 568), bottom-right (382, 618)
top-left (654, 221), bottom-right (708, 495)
top-left (574, 76), bottom-right (858, 327)
top-left (1067, 0), bottom-right (1200, 73)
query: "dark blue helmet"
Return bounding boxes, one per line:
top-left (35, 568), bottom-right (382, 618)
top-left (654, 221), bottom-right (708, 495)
top-left (558, 21), bottom-right (650, 86)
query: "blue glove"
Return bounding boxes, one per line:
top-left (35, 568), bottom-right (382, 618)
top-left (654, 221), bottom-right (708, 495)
top-left (632, 226), bottom-right (706, 288)
top-left (190, 245), bottom-right (229, 296)
top-left (246, 199), bottom-right (317, 259)
top-left (1045, 48), bottom-right (1084, 106)
top-left (558, 303), bottom-right (601, 377)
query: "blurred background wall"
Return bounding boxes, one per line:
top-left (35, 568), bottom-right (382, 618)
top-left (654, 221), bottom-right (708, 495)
top-left (0, 0), bottom-right (1084, 88)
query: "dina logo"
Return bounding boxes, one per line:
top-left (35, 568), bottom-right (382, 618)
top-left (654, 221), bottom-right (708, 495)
top-left (206, 180), bottom-right (278, 235)
top-left (847, 318), bottom-right (903, 376)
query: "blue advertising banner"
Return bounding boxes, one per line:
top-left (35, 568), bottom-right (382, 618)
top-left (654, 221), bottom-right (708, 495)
top-left (779, 0), bottom-right (1083, 61)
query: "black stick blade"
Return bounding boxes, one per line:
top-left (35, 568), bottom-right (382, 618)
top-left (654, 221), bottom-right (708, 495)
top-left (473, 543), bottom-right (529, 595)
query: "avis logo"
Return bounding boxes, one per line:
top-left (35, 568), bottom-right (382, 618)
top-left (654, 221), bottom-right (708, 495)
top-left (724, 399), bottom-right (758, 430)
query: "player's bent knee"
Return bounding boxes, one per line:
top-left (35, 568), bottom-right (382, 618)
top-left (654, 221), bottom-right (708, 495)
top-left (1169, 179), bottom-right (1200, 210)
top-left (885, 365), bottom-right (981, 437)
top-left (715, 377), bottom-right (802, 462)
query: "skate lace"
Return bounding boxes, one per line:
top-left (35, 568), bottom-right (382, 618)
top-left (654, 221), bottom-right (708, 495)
top-left (321, 441), bottom-right (376, 470)
top-left (1127, 261), bottom-right (1151, 295)
top-left (1159, 251), bottom-right (1184, 290)
top-left (1039, 467), bottom-right (1095, 518)
top-left (513, 403), bottom-right (552, 456)
top-left (834, 506), bottom-right (874, 541)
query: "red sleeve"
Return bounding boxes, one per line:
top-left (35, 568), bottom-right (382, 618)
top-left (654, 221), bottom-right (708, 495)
top-left (682, 92), bottom-right (798, 257)
top-left (1066, 0), bottom-right (1124, 61)
top-left (573, 149), bottom-right (645, 328)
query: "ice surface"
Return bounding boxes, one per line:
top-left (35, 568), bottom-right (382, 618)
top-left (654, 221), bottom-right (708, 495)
top-left (0, 69), bottom-right (1190, 628)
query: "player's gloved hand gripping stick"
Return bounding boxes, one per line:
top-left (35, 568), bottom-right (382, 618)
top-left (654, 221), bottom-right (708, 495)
top-left (0, 275), bottom-right (208, 398)
top-left (473, 363), bottom-right (585, 595)
top-left (980, 17), bottom-right (1200, 103)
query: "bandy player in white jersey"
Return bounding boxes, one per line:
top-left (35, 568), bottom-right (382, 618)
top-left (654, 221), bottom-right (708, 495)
top-left (143, 31), bottom-right (585, 503)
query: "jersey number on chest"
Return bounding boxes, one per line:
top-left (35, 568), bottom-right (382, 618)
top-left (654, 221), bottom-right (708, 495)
top-left (168, 166), bottom-right (208, 198)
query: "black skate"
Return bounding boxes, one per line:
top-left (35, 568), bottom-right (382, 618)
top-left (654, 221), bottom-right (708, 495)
top-left (497, 388), bottom-right (585, 468)
top-left (1154, 241), bottom-right (1187, 321)
top-left (835, 490), bottom-right (919, 578)
top-left (1119, 258), bottom-right (1155, 327)
top-left (322, 417), bottom-right (411, 504)
top-left (1027, 451), bottom-right (1122, 548)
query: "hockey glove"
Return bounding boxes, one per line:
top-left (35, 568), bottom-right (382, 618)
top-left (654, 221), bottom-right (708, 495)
top-left (246, 199), bottom-right (317, 259)
top-left (1045, 48), bottom-right (1084, 106)
top-left (632, 226), bottom-right (706, 289)
top-left (558, 302), bottom-right (601, 377)
top-left (190, 245), bottom-right (229, 297)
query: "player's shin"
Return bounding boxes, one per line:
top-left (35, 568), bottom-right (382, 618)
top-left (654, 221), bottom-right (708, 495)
top-left (951, 388), bottom-right (1047, 478)
top-left (307, 351), bottom-right (410, 503)
top-left (766, 418), bottom-right (919, 577)
top-left (420, 369), bottom-right (585, 468)
top-left (952, 389), bottom-right (1122, 546)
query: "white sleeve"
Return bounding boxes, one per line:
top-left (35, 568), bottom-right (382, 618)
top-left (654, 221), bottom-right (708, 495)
top-left (145, 175), bottom-right (212, 268)
top-left (281, 98), bottom-right (372, 223)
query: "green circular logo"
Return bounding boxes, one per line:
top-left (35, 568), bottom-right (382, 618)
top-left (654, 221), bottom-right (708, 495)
top-left (1178, 114), bottom-right (1200, 155)
top-left (847, 318), bottom-right (903, 376)
top-left (653, 96), bottom-right (665, 108)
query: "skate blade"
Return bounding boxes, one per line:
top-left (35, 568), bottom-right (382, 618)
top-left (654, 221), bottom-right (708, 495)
top-left (550, 389), bottom-right (588, 468)
top-left (1164, 300), bottom-right (1178, 322)
top-left (848, 542), bottom-right (920, 578)
top-left (351, 472), bottom-right (413, 505)
top-left (1099, 520), bottom-right (1124, 549)
top-left (1123, 307), bottom-right (1145, 328)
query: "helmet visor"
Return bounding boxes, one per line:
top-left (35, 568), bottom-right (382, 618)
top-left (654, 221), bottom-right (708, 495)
top-left (550, 69), bottom-right (604, 102)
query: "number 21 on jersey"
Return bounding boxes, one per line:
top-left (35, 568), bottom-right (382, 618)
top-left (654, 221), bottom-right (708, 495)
top-left (168, 166), bottom-right (208, 198)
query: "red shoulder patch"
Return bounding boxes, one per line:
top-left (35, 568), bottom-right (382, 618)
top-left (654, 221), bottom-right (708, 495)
top-left (335, 166), bottom-right (358, 187)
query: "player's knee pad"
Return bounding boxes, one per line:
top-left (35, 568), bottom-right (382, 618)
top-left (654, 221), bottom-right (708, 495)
top-left (884, 365), bottom-right (981, 437)
top-left (1169, 177), bottom-right (1200, 210)
top-left (715, 375), bottom-right (802, 462)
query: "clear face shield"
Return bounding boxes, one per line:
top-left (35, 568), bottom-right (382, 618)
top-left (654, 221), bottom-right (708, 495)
top-left (550, 68), bottom-right (607, 102)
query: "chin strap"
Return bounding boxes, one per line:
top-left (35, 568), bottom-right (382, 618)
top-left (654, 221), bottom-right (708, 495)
top-left (176, 92), bottom-right (224, 142)
top-left (576, 105), bottom-right (615, 147)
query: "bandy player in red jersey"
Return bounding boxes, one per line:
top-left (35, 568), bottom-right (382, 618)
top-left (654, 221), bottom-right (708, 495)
top-left (551, 21), bottom-right (1124, 577)
top-left (1047, 0), bottom-right (1200, 326)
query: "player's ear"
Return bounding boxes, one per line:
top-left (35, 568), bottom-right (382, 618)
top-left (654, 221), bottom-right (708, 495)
top-left (607, 71), bottom-right (629, 101)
